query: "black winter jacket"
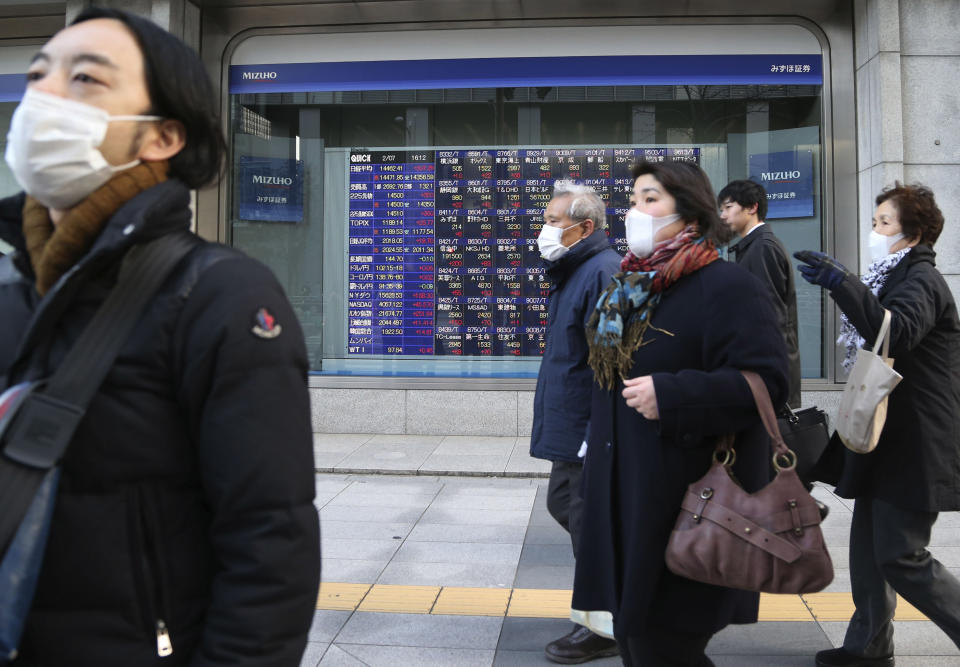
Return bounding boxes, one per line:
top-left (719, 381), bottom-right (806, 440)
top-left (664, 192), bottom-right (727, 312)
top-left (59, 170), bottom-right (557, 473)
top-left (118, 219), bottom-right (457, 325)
top-left (530, 231), bottom-right (621, 462)
top-left (730, 224), bottom-right (801, 407)
top-left (0, 181), bottom-right (320, 666)
top-left (826, 245), bottom-right (960, 512)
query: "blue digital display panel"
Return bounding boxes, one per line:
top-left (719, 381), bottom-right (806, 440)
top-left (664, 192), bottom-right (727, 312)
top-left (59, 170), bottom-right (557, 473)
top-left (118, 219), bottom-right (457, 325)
top-left (347, 147), bottom-right (700, 357)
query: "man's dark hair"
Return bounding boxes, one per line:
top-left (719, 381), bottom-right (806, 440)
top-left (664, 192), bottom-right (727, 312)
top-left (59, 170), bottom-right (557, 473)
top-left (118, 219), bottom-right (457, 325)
top-left (71, 8), bottom-right (226, 189)
top-left (875, 182), bottom-right (944, 247)
top-left (717, 179), bottom-right (768, 221)
top-left (631, 160), bottom-right (733, 245)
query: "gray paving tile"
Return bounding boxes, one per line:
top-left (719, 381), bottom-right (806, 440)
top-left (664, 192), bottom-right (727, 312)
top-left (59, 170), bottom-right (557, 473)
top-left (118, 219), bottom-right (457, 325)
top-left (822, 568), bottom-right (852, 593)
top-left (313, 451), bottom-right (353, 469)
top-left (497, 617), bottom-right (576, 651)
top-left (523, 524), bottom-right (571, 546)
top-left (710, 657), bottom-right (816, 666)
top-left (332, 644), bottom-right (495, 666)
top-left (299, 641), bottom-right (329, 667)
top-left (320, 558), bottom-right (387, 584)
top-left (320, 505), bottom-right (426, 524)
top-left (435, 436), bottom-right (518, 456)
top-left (336, 612), bottom-right (503, 649)
top-left (493, 649), bottom-right (621, 666)
top-left (326, 492), bottom-right (436, 509)
top-left (393, 541), bottom-right (522, 565)
top-left (317, 644), bottom-right (364, 666)
top-left (894, 658), bottom-right (960, 665)
top-left (707, 621), bottom-right (832, 655)
top-left (420, 454), bottom-right (510, 474)
top-left (819, 621), bottom-right (960, 656)
top-left (335, 443), bottom-right (436, 472)
top-left (307, 610), bottom-right (352, 643)
top-left (344, 478), bottom-right (444, 495)
top-left (419, 507), bottom-right (532, 526)
top-left (431, 495), bottom-right (536, 511)
top-left (438, 478), bottom-right (538, 495)
top-left (322, 538), bottom-right (402, 561)
top-left (407, 523), bottom-right (527, 544)
top-left (320, 520), bottom-right (413, 540)
top-left (365, 434), bottom-right (446, 447)
top-left (528, 504), bottom-right (561, 527)
top-left (313, 436), bottom-right (370, 462)
top-left (378, 561), bottom-right (517, 588)
top-left (513, 564), bottom-right (575, 589)
top-left (505, 451), bottom-right (552, 475)
top-left (519, 544), bottom-right (574, 568)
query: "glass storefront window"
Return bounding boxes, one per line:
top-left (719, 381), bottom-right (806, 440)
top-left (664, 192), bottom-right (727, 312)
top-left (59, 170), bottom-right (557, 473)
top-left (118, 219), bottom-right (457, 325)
top-left (227, 27), bottom-right (826, 378)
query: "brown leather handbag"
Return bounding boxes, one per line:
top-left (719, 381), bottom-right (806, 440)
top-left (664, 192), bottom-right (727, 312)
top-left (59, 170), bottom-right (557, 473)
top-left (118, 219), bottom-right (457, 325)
top-left (664, 371), bottom-right (834, 594)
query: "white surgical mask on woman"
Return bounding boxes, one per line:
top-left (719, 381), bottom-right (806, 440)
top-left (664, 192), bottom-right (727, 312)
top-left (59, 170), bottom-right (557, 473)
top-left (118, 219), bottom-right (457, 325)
top-left (868, 230), bottom-right (905, 263)
top-left (4, 89), bottom-right (162, 210)
top-left (536, 220), bottom-right (583, 262)
top-left (624, 208), bottom-right (681, 258)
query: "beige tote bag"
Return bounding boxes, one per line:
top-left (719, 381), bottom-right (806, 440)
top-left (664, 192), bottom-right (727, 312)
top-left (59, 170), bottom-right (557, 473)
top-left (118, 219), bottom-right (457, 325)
top-left (836, 309), bottom-right (903, 453)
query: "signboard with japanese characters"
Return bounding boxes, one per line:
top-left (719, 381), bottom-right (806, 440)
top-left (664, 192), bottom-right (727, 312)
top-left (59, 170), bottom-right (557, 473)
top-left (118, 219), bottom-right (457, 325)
top-left (748, 149), bottom-right (814, 219)
top-left (237, 156), bottom-right (304, 222)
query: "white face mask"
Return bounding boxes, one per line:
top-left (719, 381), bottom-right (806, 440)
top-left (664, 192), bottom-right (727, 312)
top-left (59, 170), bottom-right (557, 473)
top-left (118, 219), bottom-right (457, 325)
top-left (4, 89), bottom-right (162, 210)
top-left (624, 208), bottom-right (681, 258)
top-left (536, 220), bottom-right (583, 262)
top-left (868, 230), bottom-right (905, 263)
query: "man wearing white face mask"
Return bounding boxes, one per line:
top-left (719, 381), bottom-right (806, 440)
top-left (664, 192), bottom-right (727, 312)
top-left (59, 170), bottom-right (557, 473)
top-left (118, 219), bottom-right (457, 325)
top-left (0, 9), bottom-right (319, 667)
top-left (531, 180), bottom-right (621, 664)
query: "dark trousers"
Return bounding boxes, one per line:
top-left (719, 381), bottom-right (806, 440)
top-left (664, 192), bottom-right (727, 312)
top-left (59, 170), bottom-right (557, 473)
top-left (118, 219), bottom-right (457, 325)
top-left (618, 626), bottom-right (715, 667)
top-left (844, 496), bottom-right (960, 657)
top-left (546, 460), bottom-right (584, 556)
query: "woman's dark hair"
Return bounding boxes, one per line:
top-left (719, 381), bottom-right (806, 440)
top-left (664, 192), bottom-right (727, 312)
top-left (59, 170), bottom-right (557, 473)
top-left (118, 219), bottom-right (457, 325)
top-left (875, 182), bottom-right (944, 247)
top-left (71, 8), bottom-right (226, 189)
top-left (717, 179), bottom-right (768, 222)
top-left (631, 160), bottom-right (733, 245)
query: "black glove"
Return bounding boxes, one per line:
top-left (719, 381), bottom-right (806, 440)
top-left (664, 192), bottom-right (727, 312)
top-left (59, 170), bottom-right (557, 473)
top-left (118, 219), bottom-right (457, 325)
top-left (793, 250), bottom-right (851, 290)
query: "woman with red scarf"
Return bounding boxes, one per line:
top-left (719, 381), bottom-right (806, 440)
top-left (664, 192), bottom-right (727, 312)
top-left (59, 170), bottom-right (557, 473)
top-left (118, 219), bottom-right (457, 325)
top-left (571, 161), bottom-right (789, 666)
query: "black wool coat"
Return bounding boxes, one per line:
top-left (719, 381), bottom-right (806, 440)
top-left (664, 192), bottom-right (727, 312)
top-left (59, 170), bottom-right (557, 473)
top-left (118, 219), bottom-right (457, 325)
top-left (572, 259), bottom-right (789, 639)
top-left (0, 181), bottom-right (320, 666)
top-left (824, 245), bottom-right (960, 512)
top-left (730, 224), bottom-right (801, 408)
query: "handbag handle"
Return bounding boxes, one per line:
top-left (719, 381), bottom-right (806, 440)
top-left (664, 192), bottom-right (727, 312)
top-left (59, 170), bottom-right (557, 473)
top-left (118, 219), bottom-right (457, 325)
top-left (735, 371), bottom-right (796, 471)
top-left (872, 309), bottom-right (892, 358)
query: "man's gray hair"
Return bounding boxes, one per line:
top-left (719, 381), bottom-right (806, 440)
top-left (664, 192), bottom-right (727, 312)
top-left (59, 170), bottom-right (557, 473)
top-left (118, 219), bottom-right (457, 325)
top-left (552, 180), bottom-right (607, 230)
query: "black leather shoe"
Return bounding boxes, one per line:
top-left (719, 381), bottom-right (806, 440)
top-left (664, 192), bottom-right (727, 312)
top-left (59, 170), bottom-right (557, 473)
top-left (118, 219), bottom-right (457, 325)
top-left (815, 647), bottom-right (894, 666)
top-left (816, 500), bottom-right (831, 521)
top-left (545, 625), bottom-right (619, 664)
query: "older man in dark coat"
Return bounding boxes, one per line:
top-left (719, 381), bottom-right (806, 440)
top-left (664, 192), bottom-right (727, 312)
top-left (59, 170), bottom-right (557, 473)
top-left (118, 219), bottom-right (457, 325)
top-left (530, 180), bottom-right (621, 663)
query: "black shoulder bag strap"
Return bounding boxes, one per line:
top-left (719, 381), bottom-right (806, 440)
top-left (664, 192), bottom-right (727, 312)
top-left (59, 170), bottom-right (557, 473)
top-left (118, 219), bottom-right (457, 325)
top-left (0, 231), bottom-right (198, 556)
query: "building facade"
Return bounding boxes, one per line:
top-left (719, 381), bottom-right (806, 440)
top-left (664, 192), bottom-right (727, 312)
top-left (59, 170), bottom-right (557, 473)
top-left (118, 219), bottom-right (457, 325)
top-left (0, 0), bottom-right (957, 436)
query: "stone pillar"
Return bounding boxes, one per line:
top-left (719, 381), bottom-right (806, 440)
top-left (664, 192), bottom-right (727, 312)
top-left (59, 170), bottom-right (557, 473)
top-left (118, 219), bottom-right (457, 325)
top-left (853, 0), bottom-right (904, 273)
top-left (897, 0), bottom-right (960, 292)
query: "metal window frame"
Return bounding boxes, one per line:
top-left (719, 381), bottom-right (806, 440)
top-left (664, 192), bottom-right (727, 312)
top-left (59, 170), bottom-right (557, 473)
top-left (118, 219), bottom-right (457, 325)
top-left (198, 2), bottom-right (855, 391)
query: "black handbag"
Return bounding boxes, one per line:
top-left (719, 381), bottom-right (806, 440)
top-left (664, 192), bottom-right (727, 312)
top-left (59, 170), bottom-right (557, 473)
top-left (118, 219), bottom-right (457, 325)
top-left (0, 232), bottom-right (197, 664)
top-left (777, 405), bottom-right (830, 485)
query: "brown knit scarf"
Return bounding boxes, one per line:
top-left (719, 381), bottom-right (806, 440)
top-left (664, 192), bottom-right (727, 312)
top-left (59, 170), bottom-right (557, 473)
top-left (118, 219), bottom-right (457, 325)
top-left (22, 161), bottom-right (169, 296)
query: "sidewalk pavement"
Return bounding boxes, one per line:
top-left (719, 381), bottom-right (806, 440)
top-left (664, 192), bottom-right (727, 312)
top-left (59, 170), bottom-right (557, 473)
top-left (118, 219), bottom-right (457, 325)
top-left (304, 434), bottom-right (960, 666)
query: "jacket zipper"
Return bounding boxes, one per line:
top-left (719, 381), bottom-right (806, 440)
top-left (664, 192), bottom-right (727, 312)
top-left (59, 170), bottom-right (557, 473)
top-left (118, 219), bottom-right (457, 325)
top-left (133, 488), bottom-right (174, 658)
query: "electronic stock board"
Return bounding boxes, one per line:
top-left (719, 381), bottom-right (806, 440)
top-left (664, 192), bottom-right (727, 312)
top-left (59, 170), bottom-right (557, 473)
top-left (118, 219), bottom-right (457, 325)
top-left (347, 147), bottom-right (700, 357)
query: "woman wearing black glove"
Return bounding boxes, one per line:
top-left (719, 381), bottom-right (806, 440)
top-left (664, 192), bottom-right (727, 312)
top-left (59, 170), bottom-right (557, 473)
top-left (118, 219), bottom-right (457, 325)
top-left (795, 183), bottom-right (960, 667)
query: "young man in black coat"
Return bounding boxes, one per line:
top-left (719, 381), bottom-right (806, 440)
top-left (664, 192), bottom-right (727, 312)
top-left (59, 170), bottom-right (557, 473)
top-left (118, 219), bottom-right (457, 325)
top-left (0, 9), bottom-right (319, 665)
top-left (530, 181), bottom-right (622, 664)
top-left (720, 179), bottom-right (801, 408)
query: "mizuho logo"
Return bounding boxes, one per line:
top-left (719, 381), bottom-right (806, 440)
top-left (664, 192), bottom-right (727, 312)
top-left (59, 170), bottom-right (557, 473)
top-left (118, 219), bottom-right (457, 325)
top-left (253, 175), bottom-right (293, 186)
top-left (242, 71), bottom-right (278, 81)
top-left (760, 170), bottom-right (802, 181)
